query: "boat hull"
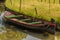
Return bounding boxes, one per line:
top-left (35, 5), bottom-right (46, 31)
top-left (3, 11), bottom-right (56, 34)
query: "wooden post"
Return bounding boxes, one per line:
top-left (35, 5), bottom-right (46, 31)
top-left (20, 0), bottom-right (21, 10)
top-left (35, 7), bottom-right (38, 16)
top-left (34, 7), bottom-right (38, 21)
top-left (19, 0), bottom-right (21, 12)
top-left (49, 0), bottom-right (50, 16)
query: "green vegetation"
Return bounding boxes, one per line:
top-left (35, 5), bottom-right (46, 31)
top-left (5, 0), bottom-right (60, 24)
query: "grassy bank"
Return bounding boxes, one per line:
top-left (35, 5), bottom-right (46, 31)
top-left (5, 0), bottom-right (60, 24)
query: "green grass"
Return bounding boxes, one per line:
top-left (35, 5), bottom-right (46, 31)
top-left (5, 0), bottom-right (60, 24)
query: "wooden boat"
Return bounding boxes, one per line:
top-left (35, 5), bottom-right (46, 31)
top-left (3, 10), bottom-right (56, 34)
top-left (4, 0), bottom-right (57, 34)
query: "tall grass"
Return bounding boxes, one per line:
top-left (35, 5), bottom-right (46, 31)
top-left (5, 0), bottom-right (60, 24)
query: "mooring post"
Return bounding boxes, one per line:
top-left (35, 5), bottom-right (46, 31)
top-left (34, 7), bottom-right (38, 21)
top-left (19, 0), bottom-right (21, 12)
